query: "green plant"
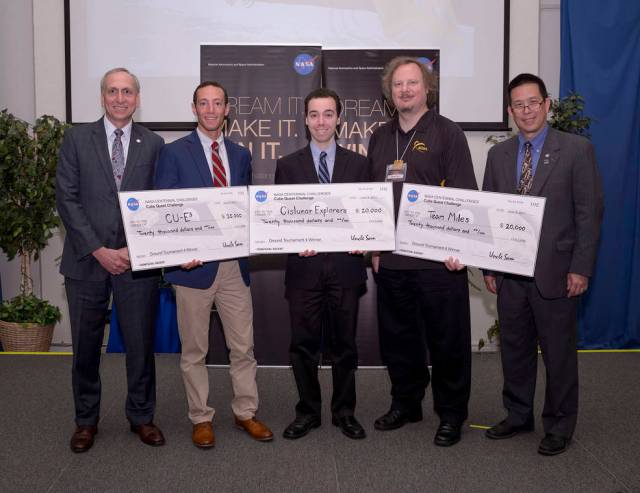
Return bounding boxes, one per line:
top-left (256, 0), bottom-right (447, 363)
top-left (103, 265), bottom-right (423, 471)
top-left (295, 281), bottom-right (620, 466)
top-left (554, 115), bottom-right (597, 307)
top-left (0, 109), bottom-right (68, 325)
top-left (478, 319), bottom-right (499, 351)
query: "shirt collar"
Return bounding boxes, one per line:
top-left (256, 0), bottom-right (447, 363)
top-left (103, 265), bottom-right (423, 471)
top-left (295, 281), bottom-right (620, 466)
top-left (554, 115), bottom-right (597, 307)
top-left (391, 109), bottom-right (433, 135)
top-left (103, 116), bottom-right (132, 139)
top-left (196, 128), bottom-right (224, 149)
top-left (518, 124), bottom-right (549, 152)
top-left (310, 139), bottom-right (336, 162)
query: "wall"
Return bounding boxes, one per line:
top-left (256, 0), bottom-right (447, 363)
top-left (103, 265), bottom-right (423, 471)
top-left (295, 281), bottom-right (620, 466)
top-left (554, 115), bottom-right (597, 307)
top-left (0, 0), bottom-right (557, 350)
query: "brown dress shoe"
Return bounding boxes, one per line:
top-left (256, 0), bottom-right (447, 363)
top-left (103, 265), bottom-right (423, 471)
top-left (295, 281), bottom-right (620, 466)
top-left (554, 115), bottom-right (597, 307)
top-left (234, 416), bottom-right (274, 442)
top-left (70, 425), bottom-right (98, 453)
top-left (130, 422), bottom-right (166, 447)
top-left (192, 421), bottom-right (215, 448)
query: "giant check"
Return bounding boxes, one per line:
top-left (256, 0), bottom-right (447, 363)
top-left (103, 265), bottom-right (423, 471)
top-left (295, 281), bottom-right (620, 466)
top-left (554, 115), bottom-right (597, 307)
top-left (395, 184), bottom-right (546, 276)
top-left (118, 187), bottom-right (249, 271)
top-left (248, 183), bottom-right (395, 254)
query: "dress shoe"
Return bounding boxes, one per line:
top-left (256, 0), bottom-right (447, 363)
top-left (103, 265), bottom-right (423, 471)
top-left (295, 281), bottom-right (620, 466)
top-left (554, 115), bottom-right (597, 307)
top-left (485, 419), bottom-right (534, 440)
top-left (282, 414), bottom-right (321, 440)
top-left (373, 408), bottom-right (422, 431)
top-left (234, 416), bottom-right (274, 442)
top-left (538, 433), bottom-right (569, 456)
top-left (332, 415), bottom-right (366, 440)
top-left (192, 421), bottom-right (215, 448)
top-left (70, 425), bottom-right (98, 453)
top-left (434, 422), bottom-right (461, 447)
top-left (130, 422), bottom-right (166, 447)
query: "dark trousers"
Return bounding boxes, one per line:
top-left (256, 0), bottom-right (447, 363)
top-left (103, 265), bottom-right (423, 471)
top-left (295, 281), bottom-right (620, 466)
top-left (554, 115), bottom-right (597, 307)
top-left (65, 272), bottom-right (158, 426)
top-left (497, 276), bottom-right (578, 438)
top-left (287, 256), bottom-right (362, 418)
top-left (377, 267), bottom-right (471, 426)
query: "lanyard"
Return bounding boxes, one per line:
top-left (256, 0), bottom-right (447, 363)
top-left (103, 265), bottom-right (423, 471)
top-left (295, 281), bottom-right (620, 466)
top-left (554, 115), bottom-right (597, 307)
top-left (395, 129), bottom-right (417, 163)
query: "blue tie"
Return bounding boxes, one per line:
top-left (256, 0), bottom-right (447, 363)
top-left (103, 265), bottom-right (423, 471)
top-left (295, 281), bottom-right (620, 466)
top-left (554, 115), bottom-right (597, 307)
top-left (318, 151), bottom-right (330, 184)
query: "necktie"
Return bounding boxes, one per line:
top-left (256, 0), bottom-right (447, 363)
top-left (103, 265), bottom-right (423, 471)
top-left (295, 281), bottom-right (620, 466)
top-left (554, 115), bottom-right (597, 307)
top-left (517, 141), bottom-right (533, 195)
top-left (111, 128), bottom-right (125, 190)
top-left (318, 151), bottom-right (330, 184)
top-left (211, 141), bottom-right (227, 187)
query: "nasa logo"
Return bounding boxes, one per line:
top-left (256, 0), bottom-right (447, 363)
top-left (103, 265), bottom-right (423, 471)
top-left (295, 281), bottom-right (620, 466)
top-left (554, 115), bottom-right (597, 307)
top-left (407, 190), bottom-right (419, 202)
top-left (255, 190), bottom-right (268, 203)
top-left (126, 197), bottom-right (140, 211)
top-left (417, 56), bottom-right (434, 72)
top-left (293, 54), bottom-right (317, 75)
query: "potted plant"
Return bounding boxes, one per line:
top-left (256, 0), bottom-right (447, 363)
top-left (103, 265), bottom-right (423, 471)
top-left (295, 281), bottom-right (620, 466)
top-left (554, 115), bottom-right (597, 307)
top-left (0, 109), bottom-right (69, 351)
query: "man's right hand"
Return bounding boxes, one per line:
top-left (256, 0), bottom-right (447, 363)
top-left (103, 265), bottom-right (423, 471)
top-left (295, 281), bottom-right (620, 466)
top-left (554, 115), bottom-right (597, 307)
top-left (484, 275), bottom-right (497, 294)
top-left (181, 259), bottom-right (204, 270)
top-left (92, 247), bottom-right (130, 275)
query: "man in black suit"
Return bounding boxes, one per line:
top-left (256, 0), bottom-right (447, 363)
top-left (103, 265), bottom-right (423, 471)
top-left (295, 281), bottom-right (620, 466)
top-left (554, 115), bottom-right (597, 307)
top-left (275, 88), bottom-right (369, 440)
top-left (483, 73), bottom-right (604, 455)
top-left (56, 67), bottom-right (165, 452)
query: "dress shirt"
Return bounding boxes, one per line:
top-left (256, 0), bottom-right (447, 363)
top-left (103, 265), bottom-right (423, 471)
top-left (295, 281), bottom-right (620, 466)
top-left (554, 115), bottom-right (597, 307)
top-left (196, 128), bottom-right (231, 186)
top-left (310, 140), bottom-right (336, 182)
top-left (516, 124), bottom-right (549, 185)
top-left (104, 117), bottom-right (132, 164)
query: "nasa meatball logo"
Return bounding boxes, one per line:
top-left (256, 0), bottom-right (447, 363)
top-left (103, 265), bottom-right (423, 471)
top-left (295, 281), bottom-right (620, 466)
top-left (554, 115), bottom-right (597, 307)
top-left (293, 54), bottom-right (317, 75)
top-left (407, 190), bottom-right (419, 202)
top-left (255, 190), bottom-right (268, 203)
top-left (126, 197), bottom-right (140, 211)
top-left (417, 56), bottom-right (435, 72)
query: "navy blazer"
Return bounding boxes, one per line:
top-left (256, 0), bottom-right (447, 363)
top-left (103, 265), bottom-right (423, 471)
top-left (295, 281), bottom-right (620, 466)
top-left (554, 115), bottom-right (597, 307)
top-left (155, 130), bottom-right (252, 289)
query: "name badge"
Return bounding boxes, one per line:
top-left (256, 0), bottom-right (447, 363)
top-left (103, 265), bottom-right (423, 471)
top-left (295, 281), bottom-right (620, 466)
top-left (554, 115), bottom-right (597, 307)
top-left (385, 161), bottom-right (407, 182)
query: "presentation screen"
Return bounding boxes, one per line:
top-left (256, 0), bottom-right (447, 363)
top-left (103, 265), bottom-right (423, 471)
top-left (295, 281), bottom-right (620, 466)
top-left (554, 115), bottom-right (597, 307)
top-left (66, 0), bottom-right (509, 130)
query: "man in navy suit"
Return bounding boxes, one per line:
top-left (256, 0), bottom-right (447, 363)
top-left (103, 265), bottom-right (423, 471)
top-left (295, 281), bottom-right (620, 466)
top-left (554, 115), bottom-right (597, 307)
top-left (275, 88), bottom-right (369, 440)
top-left (483, 74), bottom-right (603, 455)
top-left (57, 67), bottom-right (165, 452)
top-left (155, 81), bottom-right (273, 448)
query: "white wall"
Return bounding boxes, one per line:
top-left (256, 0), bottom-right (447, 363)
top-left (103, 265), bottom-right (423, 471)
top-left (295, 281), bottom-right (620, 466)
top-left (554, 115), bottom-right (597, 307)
top-left (0, 0), bottom-right (556, 349)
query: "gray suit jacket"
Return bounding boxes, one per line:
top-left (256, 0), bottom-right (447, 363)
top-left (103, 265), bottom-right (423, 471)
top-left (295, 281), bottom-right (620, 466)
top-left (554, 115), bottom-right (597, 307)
top-left (56, 118), bottom-right (164, 280)
top-left (482, 127), bottom-right (604, 298)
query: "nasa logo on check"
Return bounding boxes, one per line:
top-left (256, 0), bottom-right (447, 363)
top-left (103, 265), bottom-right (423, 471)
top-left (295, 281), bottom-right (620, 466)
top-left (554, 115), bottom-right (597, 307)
top-left (126, 197), bottom-right (140, 211)
top-left (255, 190), bottom-right (268, 203)
top-left (407, 189), bottom-right (419, 202)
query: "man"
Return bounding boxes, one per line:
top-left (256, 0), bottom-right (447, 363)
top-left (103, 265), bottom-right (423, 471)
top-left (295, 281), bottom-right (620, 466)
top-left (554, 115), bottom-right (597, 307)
top-left (56, 67), bottom-right (165, 453)
top-left (483, 73), bottom-right (603, 456)
top-left (367, 56), bottom-right (477, 447)
top-left (275, 88), bottom-right (369, 440)
top-left (155, 81), bottom-right (273, 448)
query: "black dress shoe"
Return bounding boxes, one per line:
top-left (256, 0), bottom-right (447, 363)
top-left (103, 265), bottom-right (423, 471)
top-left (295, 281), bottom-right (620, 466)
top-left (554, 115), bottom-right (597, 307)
top-left (485, 419), bottom-right (534, 440)
top-left (332, 415), bottom-right (366, 440)
top-left (70, 425), bottom-right (98, 453)
top-left (282, 414), bottom-right (321, 440)
top-left (434, 422), bottom-right (461, 447)
top-left (374, 408), bottom-right (422, 431)
top-left (538, 433), bottom-right (569, 456)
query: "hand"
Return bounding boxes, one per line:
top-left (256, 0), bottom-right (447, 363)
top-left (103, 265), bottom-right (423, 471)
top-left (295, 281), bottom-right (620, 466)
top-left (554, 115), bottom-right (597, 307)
top-left (298, 249), bottom-right (317, 257)
top-left (484, 275), bottom-right (497, 294)
top-left (444, 256), bottom-right (465, 271)
top-left (371, 252), bottom-right (380, 274)
top-left (92, 247), bottom-right (130, 275)
top-left (567, 273), bottom-right (588, 297)
top-left (180, 259), bottom-right (203, 270)
top-left (348, 250), bottom-right (365, 255)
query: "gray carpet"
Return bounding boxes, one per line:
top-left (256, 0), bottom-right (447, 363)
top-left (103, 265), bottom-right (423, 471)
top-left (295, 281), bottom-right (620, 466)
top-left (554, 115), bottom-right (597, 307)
top-left (0, 352), bottom-right (637, 492)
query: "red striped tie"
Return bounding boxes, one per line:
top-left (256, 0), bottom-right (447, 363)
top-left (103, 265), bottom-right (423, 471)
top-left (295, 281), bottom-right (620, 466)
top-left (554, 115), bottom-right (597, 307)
top-left (211, 141), bottom-right (227, 187)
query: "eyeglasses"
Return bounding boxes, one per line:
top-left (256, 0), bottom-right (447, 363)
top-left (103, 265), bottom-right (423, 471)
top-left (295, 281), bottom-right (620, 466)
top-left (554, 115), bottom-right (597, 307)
top-left (511, 99), bottom-right (544, 113)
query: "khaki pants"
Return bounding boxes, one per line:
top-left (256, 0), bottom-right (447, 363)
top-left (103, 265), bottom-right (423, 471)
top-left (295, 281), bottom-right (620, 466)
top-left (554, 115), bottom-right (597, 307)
top-left (175, 261), bottom-right (258, 424)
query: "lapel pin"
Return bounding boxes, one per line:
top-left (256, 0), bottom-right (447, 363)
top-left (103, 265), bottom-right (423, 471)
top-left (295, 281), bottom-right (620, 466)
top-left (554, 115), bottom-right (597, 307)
top-left (136, 138), bottom-right (141, 143)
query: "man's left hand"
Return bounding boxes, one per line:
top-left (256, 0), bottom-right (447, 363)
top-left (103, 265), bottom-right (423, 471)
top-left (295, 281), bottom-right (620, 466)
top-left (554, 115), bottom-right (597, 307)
top-left (444, 256), bottom-right (465, 271)
top-left (567, 273), bottom-right (589, 297)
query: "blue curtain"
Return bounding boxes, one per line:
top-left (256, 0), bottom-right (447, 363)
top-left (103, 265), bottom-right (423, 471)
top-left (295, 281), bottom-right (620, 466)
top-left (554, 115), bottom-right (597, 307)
top-left (560, 1), bottom-right (640, 347)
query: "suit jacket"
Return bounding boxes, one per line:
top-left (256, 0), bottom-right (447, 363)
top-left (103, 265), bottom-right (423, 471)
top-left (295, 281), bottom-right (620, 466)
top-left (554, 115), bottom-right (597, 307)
top-left (482, 127), bottom-right (604, 298)
top-left (56, 118), bottom-right (164, 280)
top-left (274, 144), bottom-right (370, 289)
top-left (154, 130), bottom-right (252, 289)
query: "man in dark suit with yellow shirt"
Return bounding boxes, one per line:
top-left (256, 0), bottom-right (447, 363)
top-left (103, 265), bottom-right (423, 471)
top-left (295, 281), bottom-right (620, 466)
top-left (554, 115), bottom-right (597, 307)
top-left (275, 88), bottom-right (369, 440)
top-left (483, 73), bottom-right (604, 456)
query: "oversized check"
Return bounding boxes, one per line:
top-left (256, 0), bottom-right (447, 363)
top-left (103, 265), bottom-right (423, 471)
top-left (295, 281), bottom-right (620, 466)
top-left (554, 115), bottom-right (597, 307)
top-left (395, 184), bottom-right (546, 276)
top-left (248, 183), bottom-right (395, 254)
top-left (118, 187), bottom-right (249, 271)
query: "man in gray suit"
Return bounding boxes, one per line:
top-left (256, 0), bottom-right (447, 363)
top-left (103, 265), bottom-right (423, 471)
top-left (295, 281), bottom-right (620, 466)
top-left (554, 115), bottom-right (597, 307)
top-left (482, 73), bottom-right (603, 456)
top-left (56, 67), bottom-right (165, 452)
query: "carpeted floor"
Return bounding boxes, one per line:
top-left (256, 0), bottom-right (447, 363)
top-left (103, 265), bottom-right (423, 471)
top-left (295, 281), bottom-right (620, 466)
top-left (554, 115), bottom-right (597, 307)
top-left (0, 352), bottom-right (637, 492)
